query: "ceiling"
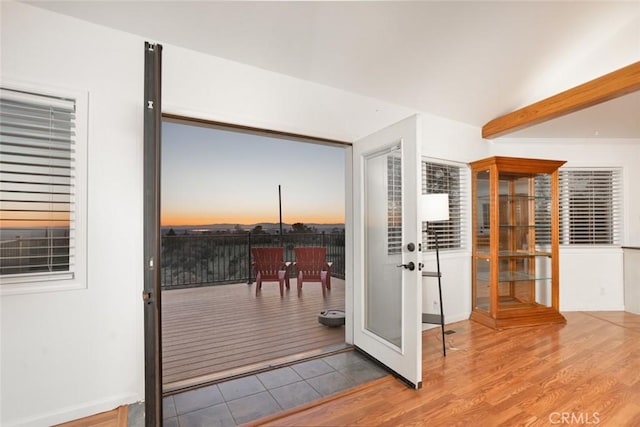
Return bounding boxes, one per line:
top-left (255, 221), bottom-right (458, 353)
top-left (25, 1), bottom-right (640, 139)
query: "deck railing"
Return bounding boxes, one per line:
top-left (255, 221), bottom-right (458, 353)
top-left (161, 232), bottom-right (345, 290)
top-left (0, 234), bottom-right (70, 276)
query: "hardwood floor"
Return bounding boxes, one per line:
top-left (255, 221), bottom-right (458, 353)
top-left (256, 311), bottom-right (640, 426)
top-left (162, 279), bottom-right (345, 391)
top-left (56, 406), bottom-right (127, 427)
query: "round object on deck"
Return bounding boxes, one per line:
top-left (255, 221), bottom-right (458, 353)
top-left (318, 309), bottom-right (345, 327)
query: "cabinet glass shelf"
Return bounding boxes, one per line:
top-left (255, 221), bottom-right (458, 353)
top-left (476, 250), bottom-right (552, 257)
top-left (498, 224), bottom-right (551, 229)
top-left (477, 195), bottom-right (551, 201)
top-left (477, 271), bottom-right (552, 282)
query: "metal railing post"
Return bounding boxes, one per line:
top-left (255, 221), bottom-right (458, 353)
top-left (247, 231), bottom-right (253, 284)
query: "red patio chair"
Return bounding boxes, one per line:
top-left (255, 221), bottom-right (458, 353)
top-left (294, 247), bottom-right (332, 297)
top-left (251, 247), bottom-right (291, 297)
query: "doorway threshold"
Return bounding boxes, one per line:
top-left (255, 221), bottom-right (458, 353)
top-left (163, 343), bottom-right (350, 395)
top-left (162, 345), bottom-right (389, 426)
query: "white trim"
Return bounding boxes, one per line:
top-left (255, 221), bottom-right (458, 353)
top-left (421, 157), bottom-right (470, 251)
top-left (3, 393), bottom-right (138, 427)
top-left (344, 146), bottom-right (354, 345)
top-left (558, 167), bottom-right (623, 246)
top-left (559, 246), bottom-right (623, 255)
top-left (0, 80), bottom-right (88, 295)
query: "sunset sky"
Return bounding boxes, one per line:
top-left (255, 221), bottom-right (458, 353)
top-left (161, 121), bottom-right (346, 226)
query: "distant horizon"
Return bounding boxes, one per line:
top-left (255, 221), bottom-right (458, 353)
top-left (161, 122), bottom-right (345, 228)
top-left (161, 220), bottom-right (345, 228)
top-left (160, 213), bottom-right (345, 227)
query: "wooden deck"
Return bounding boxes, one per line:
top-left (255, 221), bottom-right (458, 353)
top-left (161, 278), bottom-right (346, 391)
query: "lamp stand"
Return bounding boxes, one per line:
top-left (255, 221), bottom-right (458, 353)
top-left (429, 225), bottom-right (446, 357)
top-left (421, 193), bottom-right (449, 357)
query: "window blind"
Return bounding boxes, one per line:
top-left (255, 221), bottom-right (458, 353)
top-left (559, 169), bottom-right (622, 245)
top-left (422, 161), bottom-right (467, 251)
top-left (534, 174), bottom-right (552, 245)
top-left (387, 151), bottom-right (402, 255)
top-left (0, 87), bottom-right (76, 279)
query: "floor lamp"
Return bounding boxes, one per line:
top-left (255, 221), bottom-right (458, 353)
top-left (422, 193), bottom-right (449, 356)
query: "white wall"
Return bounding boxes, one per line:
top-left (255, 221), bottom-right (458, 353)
top-left (0, 3), bottom-right (145, 426)
top-left (624, 248), bottom-right (640, 314)
top-left (162, 45), bottom-right (416, 142)
top-left (420, 115), bottom-right (486, 326)
top-left (0, 2), bottom-right (416, 425)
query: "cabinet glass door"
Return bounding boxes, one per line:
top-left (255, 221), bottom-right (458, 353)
top-left (496, 173), bottom-right (552, 311)
top-left (473, 170), bottom-right (491, 313)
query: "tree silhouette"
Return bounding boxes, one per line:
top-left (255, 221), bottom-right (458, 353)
top-left (291, 222), bottom-right (315, 233)
top-left (251, 225), bottom-right (266, 234)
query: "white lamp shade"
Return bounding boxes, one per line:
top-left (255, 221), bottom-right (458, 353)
top-left (421, 193), bottom-right (450, 221)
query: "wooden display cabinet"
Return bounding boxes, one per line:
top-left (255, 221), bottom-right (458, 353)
top-left (470, 156), bottom-right (567, 329)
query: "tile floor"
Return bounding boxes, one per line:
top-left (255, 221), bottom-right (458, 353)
top-left (162, 351), bottom-right (388, 426)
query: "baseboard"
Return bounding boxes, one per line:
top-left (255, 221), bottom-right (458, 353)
top-left (561, 305), bottom-right (626, 312)
top-left (2, 394), bottom-right (140, 427)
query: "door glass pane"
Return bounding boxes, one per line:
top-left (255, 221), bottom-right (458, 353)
top-left (364, 145), bottom-right (402, 348)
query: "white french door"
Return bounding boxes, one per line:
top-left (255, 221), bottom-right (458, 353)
top-left (352, 114), bottom-right (423, 388)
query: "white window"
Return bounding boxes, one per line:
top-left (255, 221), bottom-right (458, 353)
top-left (0, 84), bottom-right (87, 294)
top-left (422, 160), bottom-right (468, 251)
top-left (559, 168), bottom-right (622, 246)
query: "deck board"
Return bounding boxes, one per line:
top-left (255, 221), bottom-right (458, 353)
top-left (161, 278), bottom-right (345, 390)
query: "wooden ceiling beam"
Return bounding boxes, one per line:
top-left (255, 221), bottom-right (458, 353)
top-left (482, 61), bottom-right (640, 139)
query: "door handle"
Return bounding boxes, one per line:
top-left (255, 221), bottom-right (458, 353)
top-left (397, 262), bottom-right (416, 271)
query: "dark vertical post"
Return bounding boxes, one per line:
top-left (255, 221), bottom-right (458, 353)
top-left (278, 185), bottom-right (283, 246)
top-left (143, 41), bottom-right (163, 426)
top-left (434, 229), bottom-right (446, 357)
top-left (247, 231), bottom-right (252, 284)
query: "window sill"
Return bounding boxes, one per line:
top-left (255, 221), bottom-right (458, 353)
top-left (1, 274), bottom-right (86, 296)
